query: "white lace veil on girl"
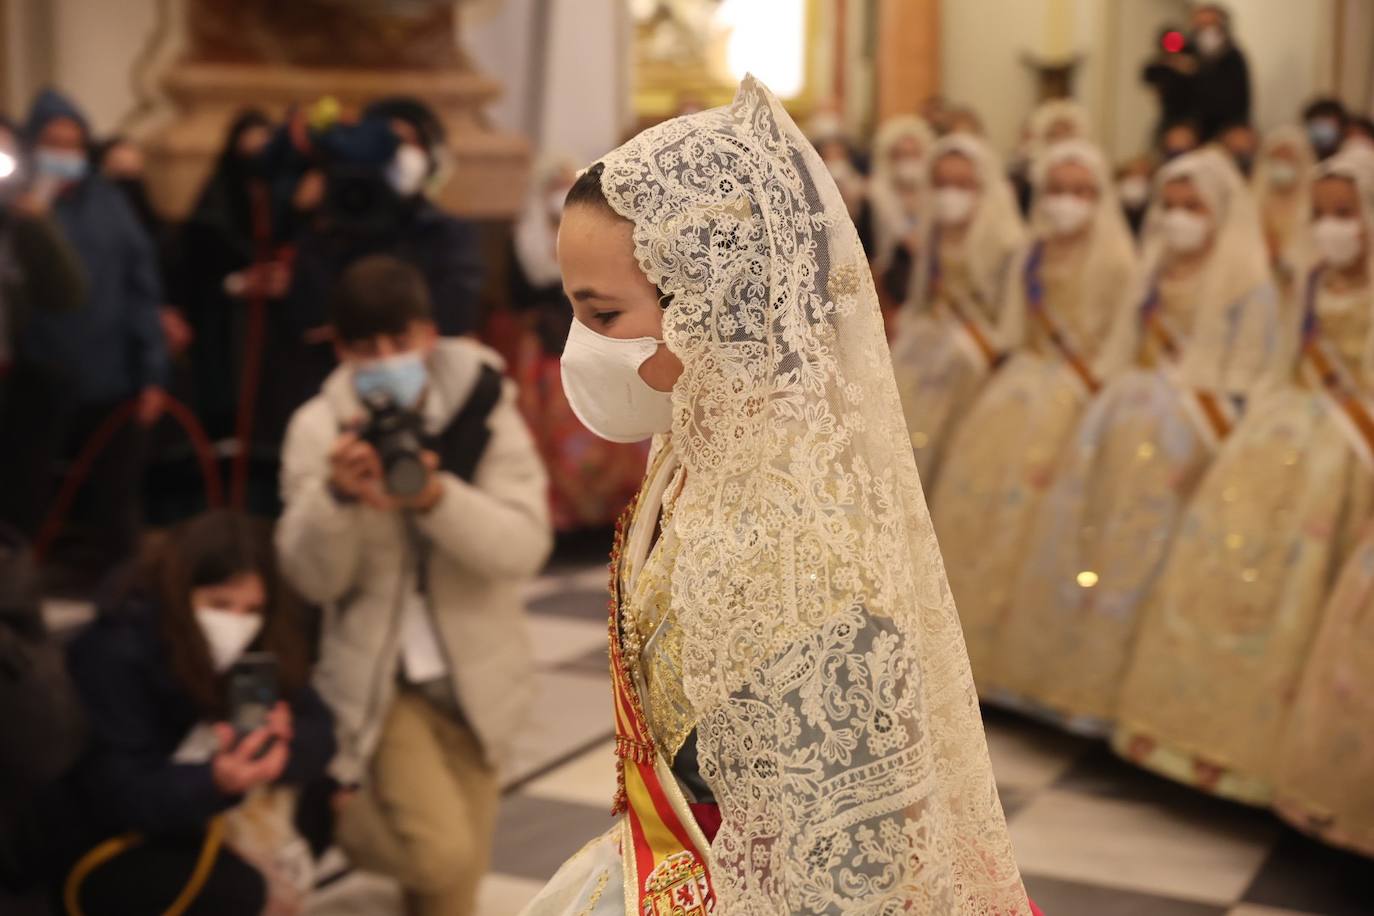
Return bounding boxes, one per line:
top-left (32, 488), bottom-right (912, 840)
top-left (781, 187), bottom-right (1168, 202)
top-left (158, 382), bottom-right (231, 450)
top-left (996, 138), bottom-right (1140, 356)
top-left (904, 133), bottom-right (1027, 315)
top-left (596, 76), bottom-right (1028, 914)
top-left (1097, 147), bottom-right (1278, 390)
top-left (868, 115), bottom-right (935, 276)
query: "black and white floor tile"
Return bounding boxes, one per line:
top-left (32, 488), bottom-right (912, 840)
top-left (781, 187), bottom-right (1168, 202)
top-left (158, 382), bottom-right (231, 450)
top-left (50, 564), bottom-right (1374, 916)
top-left (466, 566), bottom-right (1374, 916)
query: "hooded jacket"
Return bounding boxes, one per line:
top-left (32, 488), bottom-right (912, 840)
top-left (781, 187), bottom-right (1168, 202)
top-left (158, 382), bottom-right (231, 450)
top-left (20, 89), bottom-right (167, 404)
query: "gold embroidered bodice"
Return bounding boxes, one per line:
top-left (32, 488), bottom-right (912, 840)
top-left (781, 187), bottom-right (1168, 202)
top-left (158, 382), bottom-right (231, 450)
top-left (618, 454), bottom-right (696, 762)
top-left (937, 246), bottom-right (994, 324)
top-left (1027, 255), bottom-right (1090, 358)
top-left (1307, 284), bottom-right (1374, 390)
top-left (1139, 268), bottom-right (1203, 368)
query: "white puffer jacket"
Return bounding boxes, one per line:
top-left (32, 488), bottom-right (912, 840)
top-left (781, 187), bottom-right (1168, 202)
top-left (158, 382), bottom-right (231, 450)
top-left (276, 338), bottom-right (552, 783)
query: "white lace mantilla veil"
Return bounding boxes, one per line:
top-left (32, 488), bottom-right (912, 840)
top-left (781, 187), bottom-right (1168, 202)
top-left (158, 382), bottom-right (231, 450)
top-left (903, 133), bottom-right (1027, 315)
top-left (996, 138), bottom-right (1140, 359)
top-left (1095, 147), bottom-right (1277, 389)
top-left (596, 76), bottom-right (1029, 914)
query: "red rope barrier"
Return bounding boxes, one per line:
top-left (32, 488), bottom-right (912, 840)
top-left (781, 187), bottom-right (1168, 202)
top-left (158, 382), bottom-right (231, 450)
top-left (228, 181), bottom-right (275, 511)
top-left (33, 395), bottom-right (224, 563)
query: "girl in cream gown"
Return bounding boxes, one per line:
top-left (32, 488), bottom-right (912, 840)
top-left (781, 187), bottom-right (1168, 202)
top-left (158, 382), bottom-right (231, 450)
top-left (1253, 125), bottom-right (1316, 291)
top-left (989, 149), bottom-right (1280, 735)
top-left (931, 140), bottom-right (1140, 686)
top-left (862, 115), bottom-right (934, 310)
top-left (890, 134), bottom-right (1026, 484)
top-left (1116, 150), bottom-right (1374, 805)
top-left (522, 77), bottom-right (1035, 916)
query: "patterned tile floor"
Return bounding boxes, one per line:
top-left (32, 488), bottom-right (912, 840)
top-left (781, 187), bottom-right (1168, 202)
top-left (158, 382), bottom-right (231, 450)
top-left (45, 563), bottom-right (1374, 916)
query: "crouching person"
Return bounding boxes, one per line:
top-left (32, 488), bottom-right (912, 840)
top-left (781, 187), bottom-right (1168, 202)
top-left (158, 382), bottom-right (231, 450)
top-left (276, 255), bottom-right (552, 916)
top-left (60, 510), bottom-right (335, 915)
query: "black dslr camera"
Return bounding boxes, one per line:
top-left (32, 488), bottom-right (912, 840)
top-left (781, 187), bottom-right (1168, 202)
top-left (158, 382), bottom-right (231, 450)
top-left (358, 391), bottom-right (429, 498)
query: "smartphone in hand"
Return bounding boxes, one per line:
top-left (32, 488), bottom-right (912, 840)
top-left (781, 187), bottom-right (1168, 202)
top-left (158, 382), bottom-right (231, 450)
top-left (228, 651), bottom-right (279, 740)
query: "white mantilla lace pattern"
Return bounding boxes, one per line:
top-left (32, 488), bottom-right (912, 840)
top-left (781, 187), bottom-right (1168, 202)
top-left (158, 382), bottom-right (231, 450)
top-left (597, 77), bottom-right (1029, 914)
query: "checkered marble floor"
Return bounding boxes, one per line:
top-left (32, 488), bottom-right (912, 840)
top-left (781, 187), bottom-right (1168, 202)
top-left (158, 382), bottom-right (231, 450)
top-left (113, 555), bottom-right (1342, 916)
top-left (41, 566), bottom-right (1374, 916)
top-left (463, 566), bottom-right (1374, 916)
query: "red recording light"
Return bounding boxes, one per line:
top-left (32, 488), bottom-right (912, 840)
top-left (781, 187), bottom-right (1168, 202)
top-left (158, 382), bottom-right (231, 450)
top-left (1162, 30), bottom-right (1186, 53)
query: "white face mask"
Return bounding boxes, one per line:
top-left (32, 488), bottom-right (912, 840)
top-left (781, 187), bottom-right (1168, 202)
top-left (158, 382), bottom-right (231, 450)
top-left (1041, 193), bottom-right (1094, 236)
top-left (560, 318), bottom-right (673, 443)
top-left (1313, 217), bottom-right (1365, 268)
top-left (386, 144), bottom-right (430, 197)
top-left (1161, 208), bottom-right (1212, 253)
top-left (1117, 175), bottom-right (1150, 208)
top-left (892, 158), bottom-right (923, 187)
top-left (1195, 25), bottom-right (1226, 57)
top-left (934, 187), bottom-right (976, 225)
top-left (1268, 161), bottom-right (1299, 190)
top-left (195, 607), bottom-right (264, 673)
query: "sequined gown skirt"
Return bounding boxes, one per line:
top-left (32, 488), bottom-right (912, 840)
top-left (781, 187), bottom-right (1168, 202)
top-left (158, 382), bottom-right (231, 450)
top-left (891, 312), bottom-right (994, 485)
top-left (1275, 517), bottom-right (1374, 856)
top-left (1114, 388), bottom-right (1374, 804)
top-left (930, 353), bottom-right (1091, 689)
top-left (520, 828), bottom-right (626, 915)
top-left (988, 369), bottom-right (1213, 734)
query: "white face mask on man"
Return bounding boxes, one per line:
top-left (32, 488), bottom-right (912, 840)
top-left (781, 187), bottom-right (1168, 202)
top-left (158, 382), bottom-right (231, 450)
top-left (386, 144), bottom-right (430, 197)
top-left (560, 318), bottom-right (673, 443)
top-left (1313, 217), bottom-right (1365, 269)
top-left (196, 608), bottom-right (264, 672)
top-left (1160, 208), bottom-right (1212, 253)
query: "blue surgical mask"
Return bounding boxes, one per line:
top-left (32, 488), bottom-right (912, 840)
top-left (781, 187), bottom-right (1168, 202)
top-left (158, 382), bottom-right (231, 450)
top-left (34, 148), bottom-right (87, 183)
top-left (1308, 120), bottom-right (1342, 153)
top-left (353, 352), bottom-right (428, 409)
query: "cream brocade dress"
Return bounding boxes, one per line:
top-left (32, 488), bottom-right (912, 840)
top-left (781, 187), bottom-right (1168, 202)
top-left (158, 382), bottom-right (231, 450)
top-left (931, 249), bottom-right (1107, 687)
top-left (988, 270), bottom-right (1217, 732)
top-left (1276, 472), bottom-right (1374, 856)
top-left (1114, 284), bottom-right (1374, 804)
top-left (892, 244), bottom-right (1003, 485)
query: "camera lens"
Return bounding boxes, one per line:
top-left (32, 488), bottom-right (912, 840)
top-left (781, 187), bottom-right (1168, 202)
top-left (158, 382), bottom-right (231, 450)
top-left (387, 453), bottom-right (429, 498)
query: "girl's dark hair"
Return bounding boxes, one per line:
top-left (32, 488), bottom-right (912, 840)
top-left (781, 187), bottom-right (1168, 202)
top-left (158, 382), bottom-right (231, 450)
top-left (562, 162), bottom-right (671, 307)
top-left (563, 161), bottom-right (614, 215)
top-left (131, 510), bottom-right (309, 718)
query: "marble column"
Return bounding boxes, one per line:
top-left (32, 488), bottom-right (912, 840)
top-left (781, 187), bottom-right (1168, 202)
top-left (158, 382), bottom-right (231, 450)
top-left (142, 0), bottom-right (528, 219)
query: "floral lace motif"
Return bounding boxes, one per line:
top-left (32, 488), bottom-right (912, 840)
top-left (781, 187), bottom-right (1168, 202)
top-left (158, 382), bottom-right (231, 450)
top-left (598, 77), bottom-right (1028, 914)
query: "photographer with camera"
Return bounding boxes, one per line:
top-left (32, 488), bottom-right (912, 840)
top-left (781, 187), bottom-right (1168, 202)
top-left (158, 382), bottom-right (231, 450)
top-left (276, 255), bottom-right (550, 916)
top-left (57, 510), bottom-right (335, 915)
top-left (1142, 4), bottom-right (1251, 145)
top-left (262, 101), bottom-right (484, 464)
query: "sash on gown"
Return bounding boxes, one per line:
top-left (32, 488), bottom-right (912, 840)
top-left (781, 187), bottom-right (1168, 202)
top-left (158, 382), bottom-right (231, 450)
top-left (1138, 280), bottom-right (1237, 447)
top-left (1023, 241), bottom-right (1101, 394)
top-left (1301, 266), bottom-right (1374, 472)
top-left (607, 488), bottom-right (716, 915)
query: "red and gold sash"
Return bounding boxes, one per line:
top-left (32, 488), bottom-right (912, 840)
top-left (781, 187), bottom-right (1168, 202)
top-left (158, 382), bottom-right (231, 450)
top-left (1140, 284), bottom-right (1235, 442)
top-left (607, 492), bottom-right (716, 915)
top-left (1301, 267), bottom-right (1374, 469)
